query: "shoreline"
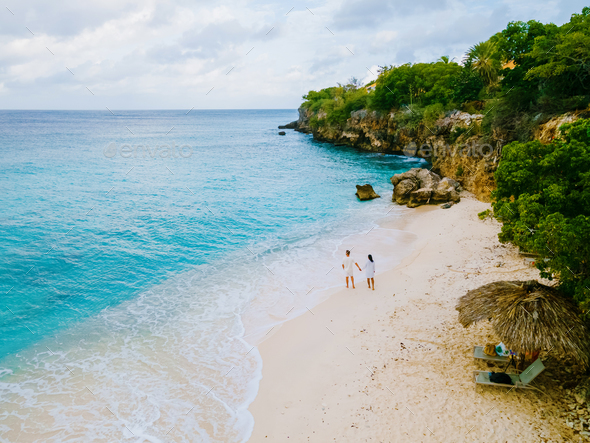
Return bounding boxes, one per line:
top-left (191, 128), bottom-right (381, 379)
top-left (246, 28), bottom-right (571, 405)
top-left (247, 195), bottom-right (569, 442)
top-left (240, 206), bottom-right (419, 347)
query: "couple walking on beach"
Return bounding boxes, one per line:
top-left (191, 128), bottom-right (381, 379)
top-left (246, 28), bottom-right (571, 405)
top-left (342, 250), bottom-right (375, 290)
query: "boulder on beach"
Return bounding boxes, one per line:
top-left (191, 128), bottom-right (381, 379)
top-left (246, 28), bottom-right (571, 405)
top-left (278, 131), bottom-right (286, 135)
top-left (391, 168), bottom-right (460, 208)
top-left (356, 184), bottom-right (380, 201)
top-left (278, 121), bottom-right (298, 129)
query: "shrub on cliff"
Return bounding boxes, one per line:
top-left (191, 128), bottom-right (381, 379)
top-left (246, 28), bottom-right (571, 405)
top-left (302, 84), bottom-right (368, 127)
top-left (327, 88), bottom-right (369, 126)
top-left (492, 118), bottom-right (590, 311)
top-left (301, 87), bottom-right (340, 112)
top-left (423, 103), bottom-right (446, 125)
top-left (393, 104), bottom-right (424, 130)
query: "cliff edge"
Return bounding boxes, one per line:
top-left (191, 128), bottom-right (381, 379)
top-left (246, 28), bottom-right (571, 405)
top-left (287, 107), bottom-right (584, 202)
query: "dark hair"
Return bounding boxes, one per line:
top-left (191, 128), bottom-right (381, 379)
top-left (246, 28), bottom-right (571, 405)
top-left (368, 254), bottom-right (373, 262)
top-left (346, 250), bottom-right (350, 255)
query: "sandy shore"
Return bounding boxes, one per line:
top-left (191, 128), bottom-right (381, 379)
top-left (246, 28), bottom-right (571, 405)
top-left (247, 194), bottom-right (572, 442)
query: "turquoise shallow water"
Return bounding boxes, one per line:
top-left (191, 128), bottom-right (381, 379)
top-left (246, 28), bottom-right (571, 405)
top-left (0, 110), bottom-right (425, 442)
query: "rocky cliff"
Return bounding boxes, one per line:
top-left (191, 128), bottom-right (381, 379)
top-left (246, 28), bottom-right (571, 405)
top-left (291, 107), bottom-right (584, 202)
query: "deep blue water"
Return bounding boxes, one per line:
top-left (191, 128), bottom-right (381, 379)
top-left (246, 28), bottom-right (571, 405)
top-left (0, 110), bottom-right (424, 359)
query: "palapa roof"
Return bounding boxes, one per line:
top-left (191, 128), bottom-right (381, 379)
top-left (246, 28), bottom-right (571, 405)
top-left (456, 280), bottom-right (513, 327)
top-left (456, 280), bottom-right (590, 367)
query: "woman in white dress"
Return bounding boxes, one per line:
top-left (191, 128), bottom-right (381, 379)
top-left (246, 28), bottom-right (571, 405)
top-left (365, 254), bottom-right (375, 290)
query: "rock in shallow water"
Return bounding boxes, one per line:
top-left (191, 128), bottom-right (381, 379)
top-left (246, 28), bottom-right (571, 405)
top-left (278, 131), bottom-right (286, 135)
top-left (355, 184), bottom-right (380, 201)
top-left (278, 121), bottom-right (298, 129)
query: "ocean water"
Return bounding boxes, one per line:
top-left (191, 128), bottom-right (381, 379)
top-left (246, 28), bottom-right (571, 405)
top-left (0, 110), bottom-right (425, 442)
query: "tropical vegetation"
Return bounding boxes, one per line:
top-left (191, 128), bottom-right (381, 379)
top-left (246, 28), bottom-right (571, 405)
top-left (492, 118), bottom-right (590, 312)
top-left (300, 7), bottom-right (590, 312)
top-left (301, 7), bottom-right (590, 138)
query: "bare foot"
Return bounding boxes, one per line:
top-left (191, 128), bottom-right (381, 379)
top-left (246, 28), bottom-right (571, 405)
top-left (372, 287), bottom-right (375, 291)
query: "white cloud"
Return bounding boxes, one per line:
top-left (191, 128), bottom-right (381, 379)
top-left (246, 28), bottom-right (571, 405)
top-left (375, 31), bottom-right (398, 44)
top-left (330, 0), bottom-right (449, 30)
top-left (0, 0), bottom-right (586, 109)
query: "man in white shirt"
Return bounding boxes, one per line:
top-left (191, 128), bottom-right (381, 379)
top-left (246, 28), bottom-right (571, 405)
top-left (342, 250), bottom-right (362, 289)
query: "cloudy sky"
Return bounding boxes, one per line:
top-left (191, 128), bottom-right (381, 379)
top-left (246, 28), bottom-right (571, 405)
top-left (0, 0), bottom-right (585, 109)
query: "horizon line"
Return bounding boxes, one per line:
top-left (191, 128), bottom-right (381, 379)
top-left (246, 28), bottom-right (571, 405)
top-left (0, 108), bottom-right (299, 111)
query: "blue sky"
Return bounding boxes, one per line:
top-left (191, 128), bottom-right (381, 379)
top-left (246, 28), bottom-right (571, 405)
top-left (0, 0), bottom-right (585, 109)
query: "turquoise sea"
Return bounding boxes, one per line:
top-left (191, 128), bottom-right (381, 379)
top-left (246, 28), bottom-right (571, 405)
top-left (0, 110), bottom-right (425, 442)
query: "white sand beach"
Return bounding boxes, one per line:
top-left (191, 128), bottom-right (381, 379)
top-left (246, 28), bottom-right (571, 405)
top-left (248, 195), bottom-right (572, 442)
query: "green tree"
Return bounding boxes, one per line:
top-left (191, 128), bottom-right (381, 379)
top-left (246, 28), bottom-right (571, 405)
top-left (490, 19), bottom-right (553, 111)
top-left (450, 64), bottom-right (486, 104)
top-left (483, 8), bottom-right (589, 133)
top-left (371, 62), bottom-right (461, 111)
top-left (492, 118), bottom-right (590, 310)
top-left (492, 20), bottom-right (551, 65)
top-left (465, 40), bottom-right (501, 86)
top-left (526, 7), bottom-right (590, 101)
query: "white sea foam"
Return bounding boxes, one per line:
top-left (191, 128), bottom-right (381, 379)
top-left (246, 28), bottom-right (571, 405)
top-left (0, 197), bottom-right (417, 443)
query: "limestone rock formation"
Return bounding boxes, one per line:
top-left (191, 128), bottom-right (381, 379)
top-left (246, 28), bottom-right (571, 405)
top-left (289, 105), bottom-right (585, 203)
top-left (391, 168), bottom-right (460, 208)
top-left (295, 107), bottom-right (313, 133)
top-left (355, 184), bottom-right (380, 201)
top-left (435, 111), bottom-right (484, 130)
top-left (535, 112), bottom-right (578, 143)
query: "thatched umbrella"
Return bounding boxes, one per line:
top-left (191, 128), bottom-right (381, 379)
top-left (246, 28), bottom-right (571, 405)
top-left (456, 281), bottom-right (520, 327)
top-left (456, 280), bottom-right (590, 368)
